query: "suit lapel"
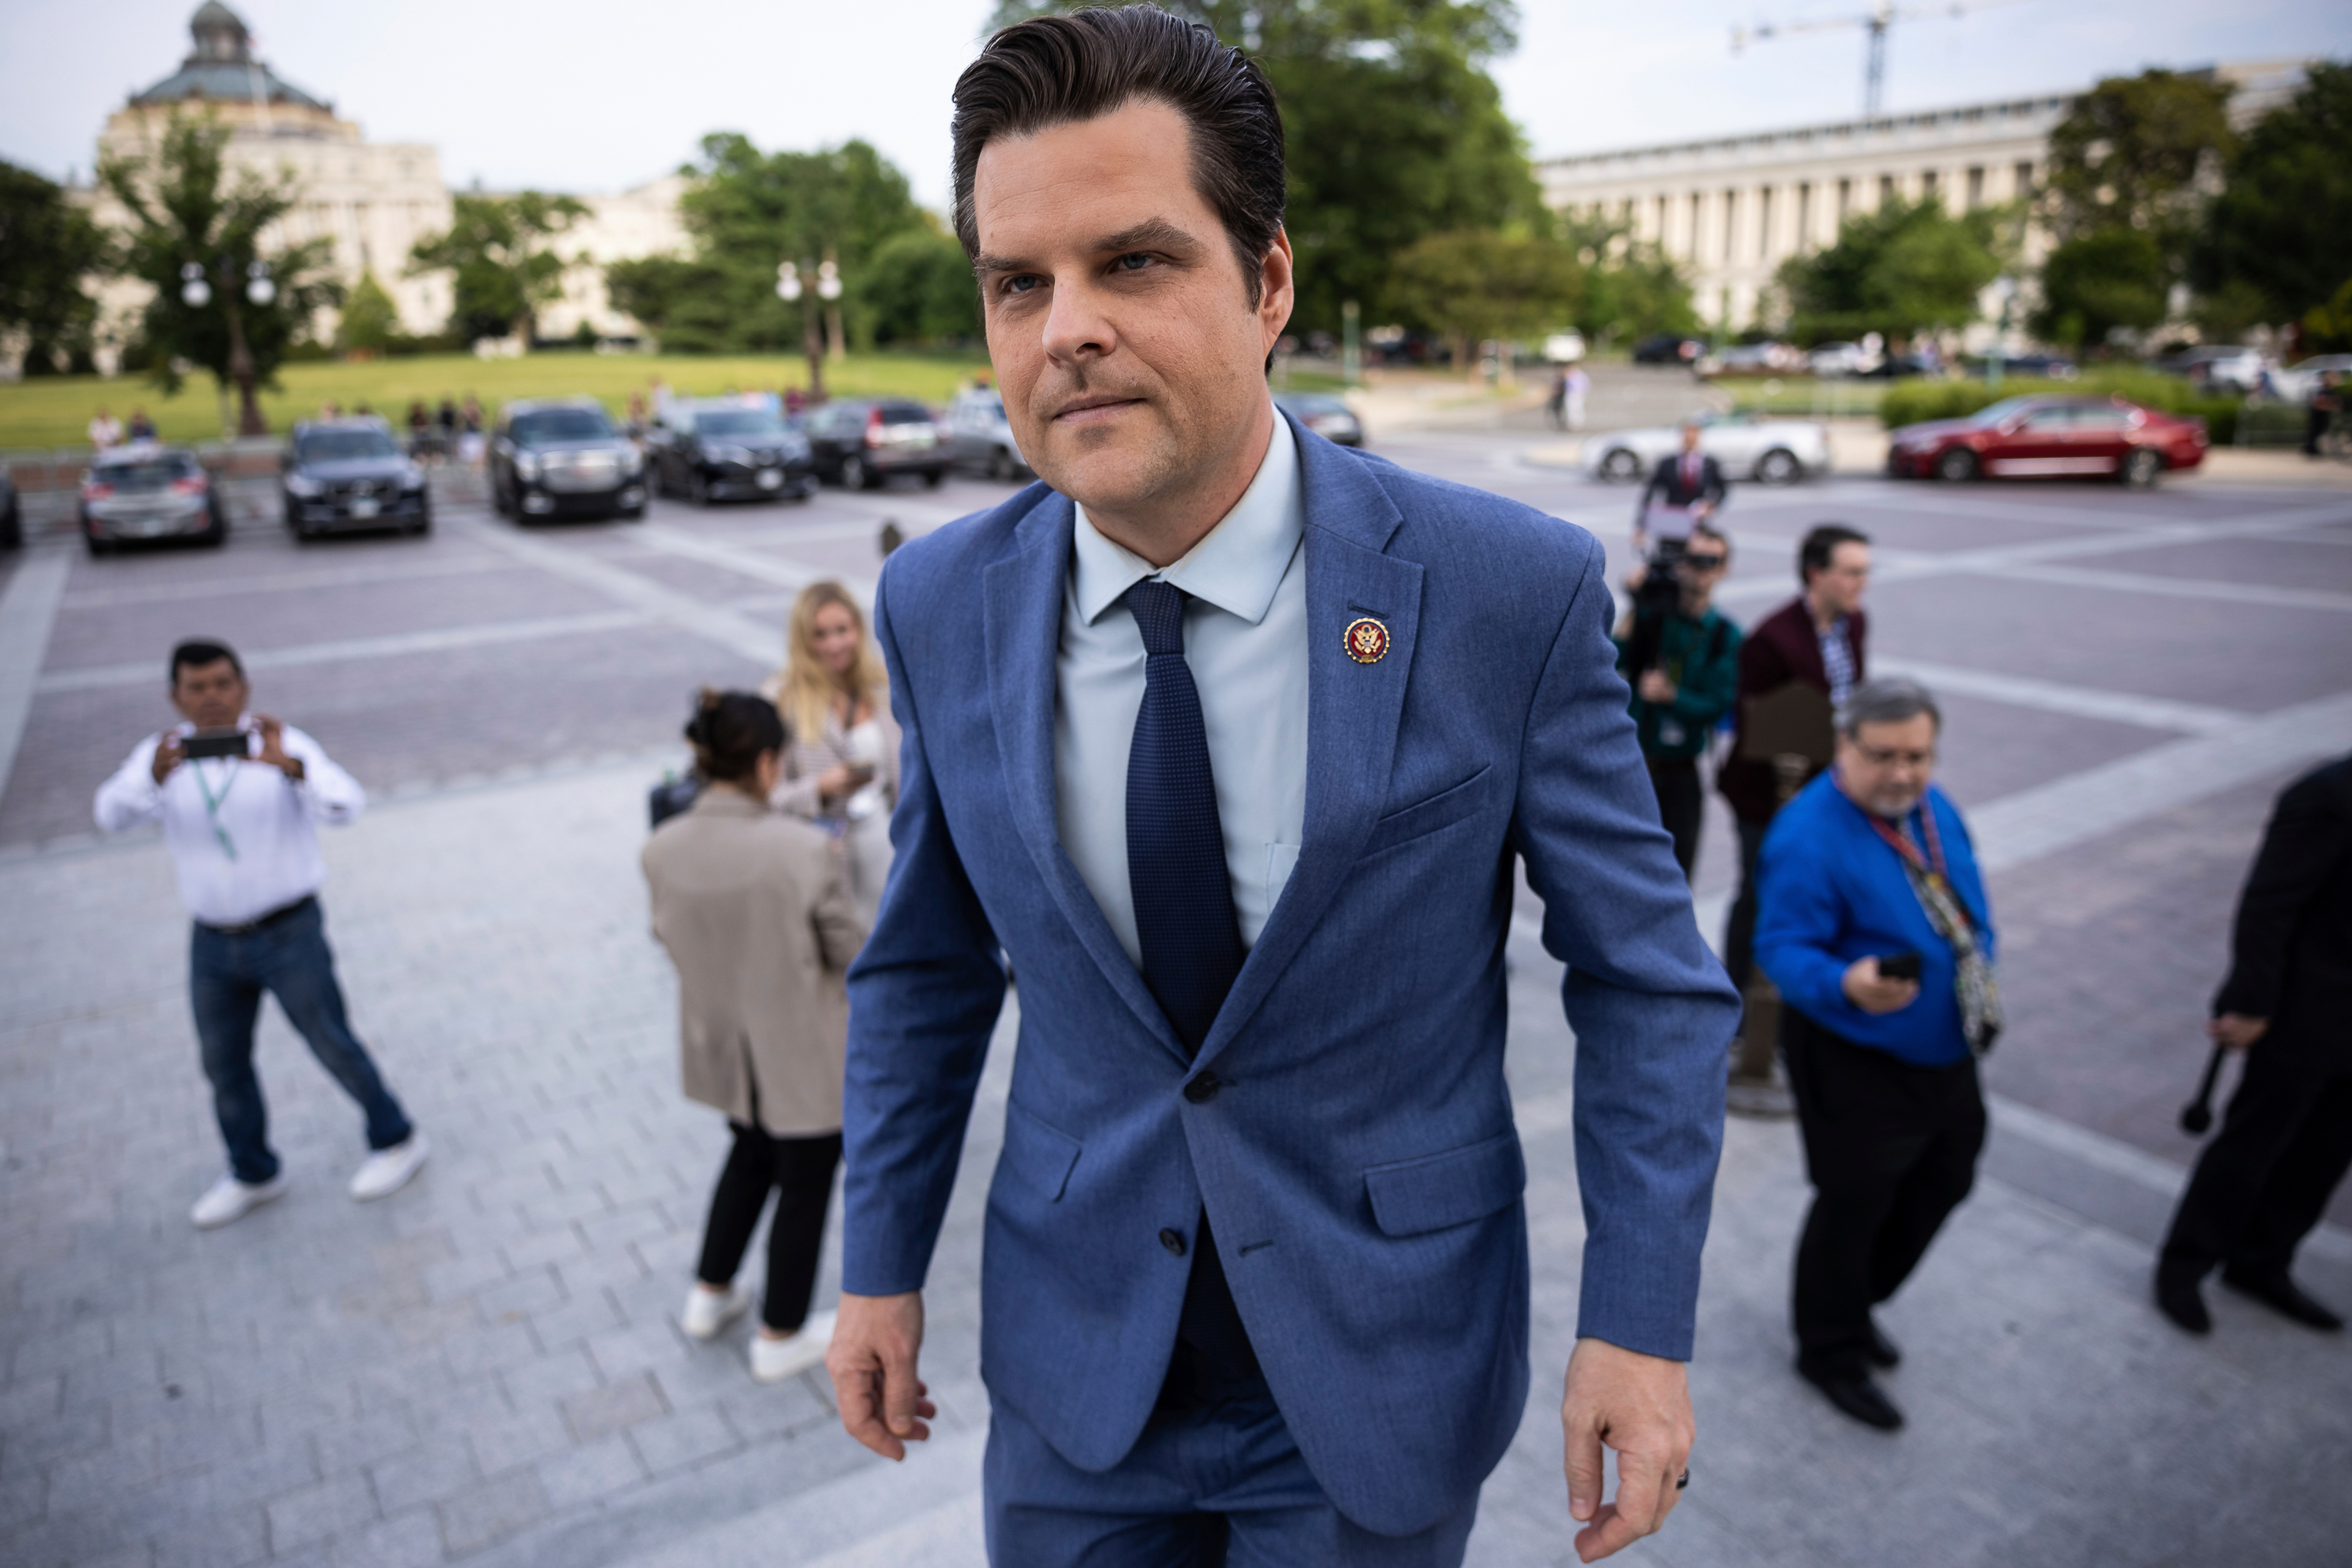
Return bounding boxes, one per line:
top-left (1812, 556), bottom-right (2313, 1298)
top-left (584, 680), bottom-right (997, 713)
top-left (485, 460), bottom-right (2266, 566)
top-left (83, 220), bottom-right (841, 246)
top-left (982, 495), bottom-right (1189, 1064)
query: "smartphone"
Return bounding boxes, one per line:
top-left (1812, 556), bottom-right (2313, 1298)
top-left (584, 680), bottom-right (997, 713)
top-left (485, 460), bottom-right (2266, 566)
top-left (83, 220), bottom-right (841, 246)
top-left (183, 728), bottom-right (250, 760)
top-left (1876, 951), bottom-right (1923, 983)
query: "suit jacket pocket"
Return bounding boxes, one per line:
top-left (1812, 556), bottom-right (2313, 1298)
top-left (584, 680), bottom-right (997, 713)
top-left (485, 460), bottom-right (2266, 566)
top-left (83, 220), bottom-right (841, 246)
top-left (1359, 764), bottom-right (1498, 859)
top-left (1000, 1100), bottom-right (1081, 1203)
top-left (1363, 1129), bottom-right (1526, 1237)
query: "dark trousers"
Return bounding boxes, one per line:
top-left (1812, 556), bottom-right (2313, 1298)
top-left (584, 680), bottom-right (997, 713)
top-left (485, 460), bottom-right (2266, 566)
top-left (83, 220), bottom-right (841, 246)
top-left (1645, 757), bottom-right (1703, 883)
top-left (697, 1122), bottom-right (843, 1332)
top-left (190, 899), bottom-right (412, 1185)
top-left (1784, 1011), bottom-right (1985, 1377)
top-left (1722, 815), bottom-right (1769, 996)
top-left (2161, 1047), bottom-right (2352, 1280)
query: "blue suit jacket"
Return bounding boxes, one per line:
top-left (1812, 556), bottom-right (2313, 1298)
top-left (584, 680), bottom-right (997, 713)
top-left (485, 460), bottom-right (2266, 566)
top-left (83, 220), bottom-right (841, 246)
top-left (841, 417), bottom-right (1737, 1536)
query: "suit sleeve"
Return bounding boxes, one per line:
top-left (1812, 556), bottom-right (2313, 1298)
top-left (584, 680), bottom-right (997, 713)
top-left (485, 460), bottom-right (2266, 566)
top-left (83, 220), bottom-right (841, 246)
top-left (1751, 813), bottom-right (1865, 1027)
top-left (2213, 771), bottom-right (2346, 1019)
top-left (1512, 532), bottom-right (1738, 1362)
top-left (1701, 457), bottom-right (1727, 508)
top-left (1635, 459), bottom-right (1666, 530)
top-left (837, 558), bottom-right (1010, 1298)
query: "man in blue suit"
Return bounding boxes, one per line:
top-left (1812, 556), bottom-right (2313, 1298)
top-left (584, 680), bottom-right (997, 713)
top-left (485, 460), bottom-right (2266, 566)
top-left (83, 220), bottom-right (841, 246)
top-left (824, 10), bottom-right (1738, 1563)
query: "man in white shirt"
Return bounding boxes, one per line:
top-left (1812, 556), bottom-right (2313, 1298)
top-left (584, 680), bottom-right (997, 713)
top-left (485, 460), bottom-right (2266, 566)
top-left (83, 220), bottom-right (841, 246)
top-left (88, 407), bottom-right (124, 450)
top-left (94, 641), bottom-right (427, 1229)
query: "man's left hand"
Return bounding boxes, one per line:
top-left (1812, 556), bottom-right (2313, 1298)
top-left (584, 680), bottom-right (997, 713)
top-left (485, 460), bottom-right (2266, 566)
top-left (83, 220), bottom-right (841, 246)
top-left (1636, 670), bottom-right (1678, 705)
top-left (253, 716), bottom-right (305, 781)
top-left (1562, 1337), bottom-right (1693, 1563)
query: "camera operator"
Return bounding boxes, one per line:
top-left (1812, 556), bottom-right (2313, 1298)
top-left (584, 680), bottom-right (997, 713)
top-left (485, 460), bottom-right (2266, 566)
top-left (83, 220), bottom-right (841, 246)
top-left (93, 640), bottom-right (426, 1231)
top-left (1615, 522), bottom-right (1741, 880)
top-left (1633, 419), bottom-right (1726, 562)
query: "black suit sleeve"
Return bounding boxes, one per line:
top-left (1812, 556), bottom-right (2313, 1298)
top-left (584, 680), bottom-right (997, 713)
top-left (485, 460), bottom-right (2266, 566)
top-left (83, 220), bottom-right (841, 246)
top-left (2213, 769), bottom-right (2350, 1019)
top-left (1700, 456), bottom-right (1727, 508)
top-left (1636, 458), bottom-right (1669, 528)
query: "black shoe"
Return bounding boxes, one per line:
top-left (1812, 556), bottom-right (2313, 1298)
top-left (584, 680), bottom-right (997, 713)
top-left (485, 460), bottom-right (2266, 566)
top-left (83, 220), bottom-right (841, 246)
top-left (2154, 1268), bottom-right (2212, 1335)
top-left (2220, 1267), bottom-right (2345, 1331)
top-left (1865, 1319), bottom-right (1901, 1370)
top-left (1798, 1362), bottom-right (1904, 1430)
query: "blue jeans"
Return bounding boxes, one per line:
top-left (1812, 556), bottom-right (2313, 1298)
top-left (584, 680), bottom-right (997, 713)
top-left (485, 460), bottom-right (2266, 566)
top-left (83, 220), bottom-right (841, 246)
top-left (190, 898), bottom-right (412, 1183)
top-left (984, 1391), bottom-right (1478, 1567)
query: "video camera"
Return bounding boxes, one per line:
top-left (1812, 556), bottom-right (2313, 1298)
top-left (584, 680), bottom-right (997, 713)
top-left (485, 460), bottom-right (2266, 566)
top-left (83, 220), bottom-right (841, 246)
top-left (1623, 535), bottom-right (1689, 677)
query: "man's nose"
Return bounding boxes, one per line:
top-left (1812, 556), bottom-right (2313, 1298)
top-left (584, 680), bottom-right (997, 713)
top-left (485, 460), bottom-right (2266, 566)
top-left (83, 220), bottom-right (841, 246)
top-left (1040, 278), bottom-right (1116, 365)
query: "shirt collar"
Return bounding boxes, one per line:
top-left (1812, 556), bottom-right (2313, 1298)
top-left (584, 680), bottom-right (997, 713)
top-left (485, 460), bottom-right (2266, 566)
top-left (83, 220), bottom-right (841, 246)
top-left (1071, 408), bottom-right (1302, 626)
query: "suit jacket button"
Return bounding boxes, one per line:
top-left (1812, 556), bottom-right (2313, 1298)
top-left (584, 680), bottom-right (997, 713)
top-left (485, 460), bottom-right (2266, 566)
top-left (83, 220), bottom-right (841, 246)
top-left (1159, 1228), bottom-right (1186, 1257)
top-left (1183, 1073), bottom-right (1221, 1105)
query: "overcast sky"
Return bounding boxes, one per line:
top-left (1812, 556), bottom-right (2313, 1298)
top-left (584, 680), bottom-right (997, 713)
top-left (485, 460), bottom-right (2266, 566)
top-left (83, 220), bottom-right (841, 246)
top-left (4, 0), bottom-right (2346, 212)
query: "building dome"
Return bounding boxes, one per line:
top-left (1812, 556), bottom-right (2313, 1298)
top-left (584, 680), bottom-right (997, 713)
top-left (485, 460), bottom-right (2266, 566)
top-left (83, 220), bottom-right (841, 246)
top-left (129, 2), bottom-right (331, 114)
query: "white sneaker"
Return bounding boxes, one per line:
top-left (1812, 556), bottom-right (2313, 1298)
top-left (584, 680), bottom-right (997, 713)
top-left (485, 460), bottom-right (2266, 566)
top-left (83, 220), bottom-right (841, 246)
top-left (348, 1132), bottom-right (430, 1201)
top-left (750, 1308), bottom-right (836, 1384)
top-left (191, 1172), bottom-right (288, 1230)
top-left (681, 1284), bottom-right (751, 1341)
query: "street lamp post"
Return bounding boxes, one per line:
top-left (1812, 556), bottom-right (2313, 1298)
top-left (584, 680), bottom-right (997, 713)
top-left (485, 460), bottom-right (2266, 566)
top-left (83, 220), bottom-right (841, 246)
top-left (777, 255), bottom-right (845, 402)
top-left (180, 257), bottom-right (277, 437)
top-left (1986, 275), bottom-right (2016, 392)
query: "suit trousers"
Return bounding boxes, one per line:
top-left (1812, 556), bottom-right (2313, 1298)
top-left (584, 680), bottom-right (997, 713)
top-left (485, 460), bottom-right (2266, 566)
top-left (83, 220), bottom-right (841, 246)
top-left (2161, 1046), bottom-right (2352, 1279)
top-left (983, 1389), bottom-right (1479, 1568)
top-left (696, 1122), bottom-right (842, 1332)
top-left (1644, 757), bottom-right (1703, 883)
top-left (1784, 1011), bottom-right (1985, 1377)
top-left (1722, 815), bottom-right (1769, 999)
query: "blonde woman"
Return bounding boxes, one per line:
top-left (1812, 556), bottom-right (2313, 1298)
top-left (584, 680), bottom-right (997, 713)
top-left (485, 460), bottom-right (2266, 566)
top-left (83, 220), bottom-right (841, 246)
top-left (762, 582), bottom-right (900, 926)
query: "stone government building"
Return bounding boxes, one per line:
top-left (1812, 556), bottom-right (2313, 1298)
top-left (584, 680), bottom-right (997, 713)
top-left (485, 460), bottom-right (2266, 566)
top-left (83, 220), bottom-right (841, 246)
top-left (79, 2), bottom-right (688, 364)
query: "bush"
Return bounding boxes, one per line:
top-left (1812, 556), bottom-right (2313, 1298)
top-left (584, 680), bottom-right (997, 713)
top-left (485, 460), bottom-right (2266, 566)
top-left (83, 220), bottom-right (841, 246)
top-left (1880, 368), bottom-right (2243, 443)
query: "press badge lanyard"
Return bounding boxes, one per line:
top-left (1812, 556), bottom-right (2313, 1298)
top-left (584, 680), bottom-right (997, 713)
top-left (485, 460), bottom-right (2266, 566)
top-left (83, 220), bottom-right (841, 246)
top-left (194, 756), bottom-right (241, 862)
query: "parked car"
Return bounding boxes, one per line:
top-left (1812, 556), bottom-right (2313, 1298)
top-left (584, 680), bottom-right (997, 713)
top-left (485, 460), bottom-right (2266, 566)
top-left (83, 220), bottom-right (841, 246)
top-left (489, 397), bottom-right (645, 521)
top-left (81, 445), bottom-right (226, 554)
top-left (1807, 341), bottom-right (1877, 377)
top-left (1632, 334), bottom-right (1705, 367)
top-left (0, 466), bottom-right (19, 550)
top-left (2151, 345), bottom-right (2267, 395)
top-left (2268, 354), bottom-right (2352, 405)
top-left (281, 418), bottom-right (430, 539)
top-left (1584, 410), bottom-right (1828, 485)
top-left (1274, 390), bottom-right (1364, 447)
top-left (804, 398), bottom-right (948, 489)
top-left (649, 400), bottom-right (814, 504)
top-left (1700, 341), bottom-right (1802, 377)
top-left (1968, 353), bottom-right (2078, 381)
top-left (944, 389), bottom-right (1032, 480)
top-left (1857, 354), bottom-right (1936, 380)
top-left (1885, 394), bottom-right (2206, 486)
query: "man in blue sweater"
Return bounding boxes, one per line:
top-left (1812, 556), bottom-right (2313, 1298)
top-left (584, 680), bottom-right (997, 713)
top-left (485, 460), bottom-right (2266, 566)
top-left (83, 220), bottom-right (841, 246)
top-left (1755, 677), bottom-right (2001, 1430)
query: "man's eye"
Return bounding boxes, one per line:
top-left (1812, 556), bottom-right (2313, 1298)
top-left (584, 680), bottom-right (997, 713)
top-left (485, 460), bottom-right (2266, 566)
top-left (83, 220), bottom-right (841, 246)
top-left (1001, 275), bottom-right (1041, 296)
top-left (1112, 253), bottom-right (1155, 273)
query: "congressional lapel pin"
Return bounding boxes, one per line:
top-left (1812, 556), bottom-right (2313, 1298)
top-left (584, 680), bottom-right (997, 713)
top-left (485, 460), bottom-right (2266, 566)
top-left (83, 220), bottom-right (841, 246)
top-left (1343, 616), bottom-right (1389, 665)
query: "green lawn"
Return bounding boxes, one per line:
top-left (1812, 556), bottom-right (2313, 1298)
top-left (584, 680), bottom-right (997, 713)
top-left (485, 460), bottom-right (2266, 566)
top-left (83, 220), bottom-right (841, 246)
top-left (1720, 376), bottom-right (1889, 419)
top-left (0, 350), bottom-right (993, 452)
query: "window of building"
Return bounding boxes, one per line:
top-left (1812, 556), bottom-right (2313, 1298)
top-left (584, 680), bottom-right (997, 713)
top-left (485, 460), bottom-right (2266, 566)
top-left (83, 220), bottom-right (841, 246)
top-left (1878, 173), bottom-right (1896, 206)
top-left (1690, 191), bottom-right (1704, 259)
top-left (1656, 194), bottom-right (1668, 246)
top-left (1965, 166), bottom-right (1985, 209)
top-left (1795, 183), bottom-right (1812, 252)
top-left (1758, 187), bottom-right (1774, 260)
top-left (1722, 189), bottom-right (1737, 262)
top-left (1921, 169), bottom-right (1938, 203)
top-left (1837, 178), bottom-right (1853, 221)
top-left (2014, 160), bottom-right (2035, 198)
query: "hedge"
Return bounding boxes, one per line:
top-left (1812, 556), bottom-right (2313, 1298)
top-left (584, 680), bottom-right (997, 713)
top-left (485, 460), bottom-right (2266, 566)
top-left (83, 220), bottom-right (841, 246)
top-left (1881, 369), bottom-right (2244, 445)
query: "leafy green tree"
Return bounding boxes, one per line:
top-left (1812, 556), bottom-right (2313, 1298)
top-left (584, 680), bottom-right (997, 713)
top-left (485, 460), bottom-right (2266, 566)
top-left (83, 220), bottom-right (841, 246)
top-left (1556, 212), bottom-right (1699, 344)
top-left (2190, 61), bottom-right (2352, 344)
top-left (2042, 71), bottom-right (2234, 249)
top-left (336, 270), bottom-right (399, 354)
top-left (863, 223), bottom-right (980, 347)
top-left (1386, 230), bottom-right (1580, 374)
top-left (0, 159), bottom-right (111, 375)
top-left (100, 114), bottom-right (340, 435)
top-left (2030, 227), bottom-right (2169, 350)
top-left (989, 0), bottom-right (1542, 333)
top-left (604, 254), bottom-right (733, 354)
top-left (1774, 196), bottom-right (2005, 345)
top-left (408, 191), bottom-right (588, 345)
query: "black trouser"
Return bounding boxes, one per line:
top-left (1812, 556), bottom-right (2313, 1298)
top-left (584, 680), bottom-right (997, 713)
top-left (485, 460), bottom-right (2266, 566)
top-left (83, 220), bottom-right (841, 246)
top-left (697, 1123), bottom-right (843, 1332)
top-left (2306, 406), bottom-right (2332, 456)
top-left (1645, 757), bottom-right (1703, 883)
top-left (1784, 1011), bottom-right (1986, 1377)
top-left (1722, 815), bottom-right (1769, 998)
top-left (2161, 1047), bottom-right (2352, 1281)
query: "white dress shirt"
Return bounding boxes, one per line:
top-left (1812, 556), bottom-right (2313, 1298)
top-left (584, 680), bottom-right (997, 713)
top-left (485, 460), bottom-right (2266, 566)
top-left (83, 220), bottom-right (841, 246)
top-left (1055, 411), bottom-right (1310, 968)
top-left (93, 717), bottom-right (365, 927)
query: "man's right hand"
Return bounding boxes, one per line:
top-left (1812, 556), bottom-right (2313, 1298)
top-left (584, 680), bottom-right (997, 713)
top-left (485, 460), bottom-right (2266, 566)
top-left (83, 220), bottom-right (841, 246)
top-left (2209, 1013), bottom-right (2268, 1051)
top-left (827, 1290), bottom-right (935, 1461)
top-left (150, 735), bottom-right (186, 785)
top-left (1842, 956), bottom-right (1919, 1015)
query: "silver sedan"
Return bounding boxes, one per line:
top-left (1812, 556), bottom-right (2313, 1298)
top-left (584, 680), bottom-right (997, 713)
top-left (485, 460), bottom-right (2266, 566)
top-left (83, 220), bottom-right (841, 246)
top-left (1583, 412), bottom-right (1831, 486)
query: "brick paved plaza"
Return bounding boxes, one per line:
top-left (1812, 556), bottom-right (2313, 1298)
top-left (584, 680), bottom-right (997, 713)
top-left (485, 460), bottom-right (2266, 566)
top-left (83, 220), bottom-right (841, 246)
top-left (2, 433), bottom-right (2349, 1566)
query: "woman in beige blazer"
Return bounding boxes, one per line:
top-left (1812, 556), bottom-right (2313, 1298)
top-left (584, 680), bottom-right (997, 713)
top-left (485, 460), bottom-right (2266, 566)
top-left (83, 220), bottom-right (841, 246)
top-left (761, 581), bottom-right (901, 927)
top-left (642, 690), bottom-right (865, 1383)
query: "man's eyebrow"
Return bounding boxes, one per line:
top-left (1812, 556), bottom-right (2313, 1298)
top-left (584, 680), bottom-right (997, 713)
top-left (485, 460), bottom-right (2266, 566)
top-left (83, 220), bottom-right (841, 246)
top-left (971, 217), bottom-right (1206, 277)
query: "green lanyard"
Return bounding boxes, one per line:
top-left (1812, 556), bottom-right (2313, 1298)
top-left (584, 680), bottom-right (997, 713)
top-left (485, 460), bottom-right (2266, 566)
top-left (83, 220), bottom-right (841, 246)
top-left (193, 757), bottom-right (241, 862)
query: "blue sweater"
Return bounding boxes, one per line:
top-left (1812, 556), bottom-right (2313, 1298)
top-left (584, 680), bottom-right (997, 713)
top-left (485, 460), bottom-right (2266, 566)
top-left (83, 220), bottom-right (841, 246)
top-left (1754, 772), bottom-right (1996, 1066)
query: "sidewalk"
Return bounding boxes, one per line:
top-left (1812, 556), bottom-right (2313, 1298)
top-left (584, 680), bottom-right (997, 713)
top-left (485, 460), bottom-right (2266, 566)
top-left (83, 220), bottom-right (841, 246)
top-left (3, 759), bottom-right (2347, 1567)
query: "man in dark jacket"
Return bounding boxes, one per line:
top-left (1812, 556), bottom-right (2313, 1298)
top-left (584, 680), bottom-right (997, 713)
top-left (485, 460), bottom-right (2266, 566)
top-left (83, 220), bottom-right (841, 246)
top-left (1615, 523), bottom-right (1742, 880)
top-left (1633, 421), bottom-right (1726, 559)
top-left (2157, 753), bottom-right (2352, 1334)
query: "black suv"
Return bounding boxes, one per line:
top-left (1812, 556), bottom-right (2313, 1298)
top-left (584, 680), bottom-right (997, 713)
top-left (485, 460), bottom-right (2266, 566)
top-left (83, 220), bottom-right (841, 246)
top-left (649, 401), bottom-right (814, 504)
top-left (490, 398), bottom-right (646, 521)
top-left (803, 398), bottom-right (948, 489)
top-left (281, 418), bottom-right (430, 538)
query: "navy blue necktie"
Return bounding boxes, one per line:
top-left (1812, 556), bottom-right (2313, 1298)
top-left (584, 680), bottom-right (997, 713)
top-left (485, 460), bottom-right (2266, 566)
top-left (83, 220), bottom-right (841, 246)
top-left (1123, 579), bottom-right (1247, 1053)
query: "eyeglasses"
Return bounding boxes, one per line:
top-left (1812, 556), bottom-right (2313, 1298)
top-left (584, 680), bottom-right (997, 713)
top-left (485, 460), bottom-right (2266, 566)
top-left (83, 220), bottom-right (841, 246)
top-left (1854, 743), bottom-right (1935, 769)
top-left (1679, 554), bottom-right (1727, 570)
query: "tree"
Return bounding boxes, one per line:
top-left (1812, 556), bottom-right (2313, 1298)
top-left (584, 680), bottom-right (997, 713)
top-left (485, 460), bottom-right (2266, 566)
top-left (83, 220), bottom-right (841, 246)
top-left (0, 160), bottom-right (110, 375)
top-left (408, 191), bottom-right (587, 345)
top-left (2041, 71), bottom-right (2234, 250)
top-left (1774, 196), bottom-right (2005, 345)
top-left (2190, 62), bottom-right (2352, 345)
top-left (336, 270), bottom-right (399, 354)
top-left (1386, 230), bottom-right (1580, 375)
top-left (2030, 227), bottom-right (2168, 351)
top-left (1557, 212), bottom-right (1699, 345)
top-left (604, 254), bottom-right (732, 354)
top-left (100, 114), bottom-right (340, 435)
top-left (863, 223), bottom-right (980, 347)
top-left (989, 1), bottom-right (1543, 334)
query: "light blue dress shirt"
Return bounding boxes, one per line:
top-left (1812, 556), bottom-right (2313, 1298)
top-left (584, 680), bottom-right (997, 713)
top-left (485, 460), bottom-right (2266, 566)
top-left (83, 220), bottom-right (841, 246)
top-left (1054, 410), bottom-right (1308, 967)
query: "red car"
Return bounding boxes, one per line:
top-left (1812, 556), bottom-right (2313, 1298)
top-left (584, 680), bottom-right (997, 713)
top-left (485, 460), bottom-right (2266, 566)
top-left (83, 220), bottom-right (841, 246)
top-left (1885, 395), bottom-right (2206, 486)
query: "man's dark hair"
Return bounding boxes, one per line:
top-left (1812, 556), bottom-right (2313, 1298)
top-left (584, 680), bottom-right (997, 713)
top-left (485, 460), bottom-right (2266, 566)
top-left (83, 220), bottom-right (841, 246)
top-left (1798, 524), bottom-right (1870, 585)
top-left (951, 5), bottom-right (1286, 307)
top-left (169, 640), bottom-right (243, 686)
top-left (684, 688), bottom-right (786, 786)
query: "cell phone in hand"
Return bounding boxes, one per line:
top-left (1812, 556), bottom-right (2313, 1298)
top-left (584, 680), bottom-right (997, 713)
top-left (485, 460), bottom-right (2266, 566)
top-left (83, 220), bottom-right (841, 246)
top-left (183, 728), bottom-right (250, 760)
top-left (1876, 951), bottom-right (1923, 983)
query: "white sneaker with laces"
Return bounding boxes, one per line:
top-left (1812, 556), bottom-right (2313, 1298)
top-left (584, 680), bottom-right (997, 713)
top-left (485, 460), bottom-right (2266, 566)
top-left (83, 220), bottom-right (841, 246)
top-left (191, 1172), bottom-right (288, 1230)
top-left (349, 1132), bottom-right (430, 1201)
top-left (750, 1308), bottom-right (837, 1384)
top-left (681, 1285), bottom-right (751, 1341)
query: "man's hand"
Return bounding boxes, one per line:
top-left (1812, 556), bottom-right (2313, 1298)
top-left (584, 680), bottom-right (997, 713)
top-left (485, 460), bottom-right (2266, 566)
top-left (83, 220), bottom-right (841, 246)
top-left (826, 1291), bottom-right (935, 1461)
top-left (1562, 1338), bottom-right (1694, 1563)
top-left (2209, 1013), bottom-right (2269, 1051)
top-left (150, 734), bottom-right (186, 785)
top-left (1636, 670), bottom-right (1679, 705)
top-left (253, 716), bottom-right (304, 781)
top-left (1842, 956), bottom-right (1919, 1015)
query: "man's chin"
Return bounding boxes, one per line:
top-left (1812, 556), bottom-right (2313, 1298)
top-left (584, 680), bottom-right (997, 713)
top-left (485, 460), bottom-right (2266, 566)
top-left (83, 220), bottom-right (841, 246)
top-left (1033, 437), bottom-right (1170, 514)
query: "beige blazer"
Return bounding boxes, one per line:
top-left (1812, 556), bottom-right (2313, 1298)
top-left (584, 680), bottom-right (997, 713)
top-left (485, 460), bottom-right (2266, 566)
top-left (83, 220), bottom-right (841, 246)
top-left (641, 787), bottom-right (866, 1137)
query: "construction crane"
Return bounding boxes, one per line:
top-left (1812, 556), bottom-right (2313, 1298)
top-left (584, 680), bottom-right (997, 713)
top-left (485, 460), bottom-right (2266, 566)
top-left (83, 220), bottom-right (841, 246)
top-left (1731, 0), bottom-right (2031, 118)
